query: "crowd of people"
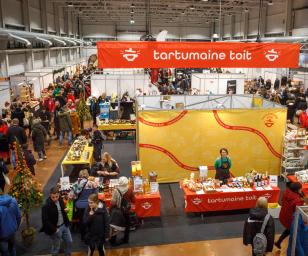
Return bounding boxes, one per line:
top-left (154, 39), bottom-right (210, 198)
top-left (246, 76), bottom-right (308, 128)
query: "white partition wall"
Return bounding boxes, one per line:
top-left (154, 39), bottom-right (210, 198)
top-left (0, 82), bottom-right (11, 108)
top-left (91, 74), bottom-right (150, 98)
top-left (191, 73), bottom-right (245, 94)
top-left (137, 95), bottom-right (280, 110)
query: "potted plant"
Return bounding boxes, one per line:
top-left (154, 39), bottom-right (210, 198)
top-left (9, 140), bottom-right (43, 247)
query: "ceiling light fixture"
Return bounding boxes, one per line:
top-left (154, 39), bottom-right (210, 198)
top-left (244, 8), bottom-right (249, 12)
top-left (130, 9), bottom-right (134, 14)
top-left (202, 0), bottom-right (208, 2)
top-left (181, 11), bottom-right (185, 15)
top-left (189, 5), bottom-right (195, 10)
top-left (67, 2), bottom-right (73, 7)
top-left (131, 3), bottom-right (135, 8)
top-left (130, 19), bottom-right (135, 24)
top-left (268, 0), bottom-right (273, 5)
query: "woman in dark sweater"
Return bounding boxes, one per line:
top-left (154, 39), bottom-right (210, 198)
top-left (83, 194), bottom-right (110, 256)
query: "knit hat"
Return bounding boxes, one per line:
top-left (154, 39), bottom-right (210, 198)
top-left (118, 176), bottom-right (128, 187)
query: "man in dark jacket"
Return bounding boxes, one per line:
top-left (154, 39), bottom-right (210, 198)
top-left (58, 107), bottom-right (72, 147)
top-left (92, 124), bottom-right (104, 162)
top-left (38, 107), bottom-right (52, 136)
top-left (7, 118), bottom-right (27, 168)
top-left (11, 104), bottom-right (25, 127)
top-left (41, 187), bottom-right (72, 256)
top-left (31, 119), bottom-right (47, 161)
top-left (243, 197), bottom-right (275, 256)
top-left (54, 101), bottom-right (61, 140)
top-left (0, 190), bottom-right (21, 256)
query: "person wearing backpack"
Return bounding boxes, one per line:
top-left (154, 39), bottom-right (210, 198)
top-left (243, 197), bottom-right (275, 256)
top-left (109, 176), bottom-right (135, 245)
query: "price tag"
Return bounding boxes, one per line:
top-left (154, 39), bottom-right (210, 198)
top-left (133, 177), bottom-right (143, 192)
top-left (150, 182), bottom-right (159, 193)
top-left (60, 176), bottom-right (70, 190)
top-left (269, 175), bottom-right (278, 187)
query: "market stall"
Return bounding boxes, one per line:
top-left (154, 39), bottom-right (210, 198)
top-left (61, 137), bottom-right (94, 177)
top-left (137, 95), bottom-right (287, 183)
top-left (98, 191), bottom-right (161, 218)
top-left (180, 172), bottom-right (280, 213)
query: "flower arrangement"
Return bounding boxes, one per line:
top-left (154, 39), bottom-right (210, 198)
top-left (9, 139), bottom-right (43, 246)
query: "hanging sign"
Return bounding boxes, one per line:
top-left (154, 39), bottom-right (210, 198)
top-left (97, 42), bottom-right (300, 68)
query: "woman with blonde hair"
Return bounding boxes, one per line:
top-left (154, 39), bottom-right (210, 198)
top-left (97, 152), bottom-right (119, 181)
top-left (243, 197), bottom-right (275, 256)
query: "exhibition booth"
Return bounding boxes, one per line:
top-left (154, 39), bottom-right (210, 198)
top-left (136, 95), bottom-right (286, 183)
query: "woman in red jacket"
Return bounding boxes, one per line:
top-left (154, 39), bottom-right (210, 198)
top-left (275, 182), bottom-right (304, 249)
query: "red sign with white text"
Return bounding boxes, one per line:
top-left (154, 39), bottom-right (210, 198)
top-left (97, 42), bottom-right (300, 68)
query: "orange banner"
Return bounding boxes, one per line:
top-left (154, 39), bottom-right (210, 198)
top-left (97, 42), bottom-right (300, 68)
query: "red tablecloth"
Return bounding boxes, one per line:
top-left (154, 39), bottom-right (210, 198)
top-left (181, 185), bottom-right (280, 213)
top-left (287, 175), bottom-right (308, 196)
top-left (98, 192), bottom-right (161, 218)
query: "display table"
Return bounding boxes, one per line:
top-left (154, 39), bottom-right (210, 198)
top-left (61, 145), bottom-right (94, 176)
top-left (98, 191), bottom-right (161, 218)
top-left (181, 184), bottom-right (280, 213)
top-left (98, 123), bottom-right (136, 131)
top-left (287, 175), bottom-right (308, 196)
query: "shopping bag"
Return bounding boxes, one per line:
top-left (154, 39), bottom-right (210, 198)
top-left (66, 199), bottom-right (74, 222)
top-left (3, 173), bottom-right (10, 186)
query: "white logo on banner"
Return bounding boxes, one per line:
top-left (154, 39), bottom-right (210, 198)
top-left (141, 202), bottom-right (152, 210)
top-left (121, 48), bottom-right (140, 62)
top-left (262, 193), bottom-right (272, 199)
top-left (192, 197), bottom-right (202, 205)
top-left (265, 49), bottom-right (279, 62)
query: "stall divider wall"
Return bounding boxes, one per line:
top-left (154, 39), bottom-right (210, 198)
top-left (137, 95), bottom-right (286, 183)
top-left (0, 82), bottom-right (11, 108)
top-left (191, 73), bottom-right (246, 94)
top-left (91, 73), bottom-right (150, 98)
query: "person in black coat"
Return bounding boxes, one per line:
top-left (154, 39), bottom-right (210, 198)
top-left (92, 124), bottom-right (104, 162)
top-left (243, 197), bottom-right (275, 256)
top-left (38, 107), bottom-right (52, 136)
top-left (11, 104), bottom-right (25, 127)
top-left (31, 119), bottom-right (47, 161)
top-left (0, 158), bottom-right (9, 192)
top-left (22, 144), bottom-right (36, 175)
top-left (7, 119), bottom-right (27, 169)
top-left (83, 193), bottom-right (110, 256)
top-left (40, 187), bottom-right (72, 256)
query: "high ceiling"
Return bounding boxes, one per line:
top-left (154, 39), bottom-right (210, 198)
top-left (50, 0), bottom-right (284, 27)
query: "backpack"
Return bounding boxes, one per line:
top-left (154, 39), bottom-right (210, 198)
top-left (117, 189), bottom-right (131, 214)
top-left (253, 214), bottom-right (270, 256)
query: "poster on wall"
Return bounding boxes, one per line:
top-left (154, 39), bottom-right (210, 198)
top-left (227, 80), bottom-right (237, 94)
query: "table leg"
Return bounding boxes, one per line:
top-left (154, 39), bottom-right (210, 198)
top-left (61, 164), bottom-right (64, 177)
top-left (201, 213), bottom-right (204, 221)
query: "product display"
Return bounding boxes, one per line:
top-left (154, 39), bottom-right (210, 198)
top-left (61, 136), bottom-right (94, 176)
top-left (281, 128), bottom-right (308, 176)
top-left (295, 169), bottom-right (308, 183)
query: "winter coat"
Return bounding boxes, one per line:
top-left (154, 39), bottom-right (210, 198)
top-left (83, 204), bottom-right (110, 247)
top-left (70, 111), bottom-right (81, 136)
top-left (0, 123), bottom-right (9, 153)
top-left (11, 108), bottom-right (25, 127)
top-left (0, 161), bottom-right (9, 186)
top-left (58, 111), bottom-right (72, 133)
top-left (279, 188), bottom-right (304, 230)
top-left (0, 194), bottom-right (21, 239)
top-left (40, 197), bottom-right (70, 236)
top-left (287, 215), bottom-right (308, 256)
top-left (92, 130), bottom-right (103, 162)
top-left (31, 123), bottom-right (47, 152)
top-left (299, 112), bottom-right (308, 129)
top-left (23, 149), bottom-right (36, 175)
top-left (55, 95), bottom-right (66, 107)
top-left (7, 125), bottom-right (27, 146)
top-left (243, 207), bottom-right (275, 253)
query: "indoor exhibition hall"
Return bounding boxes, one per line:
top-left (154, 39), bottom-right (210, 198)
top-left (0, 0), bottom-right (308, 256)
